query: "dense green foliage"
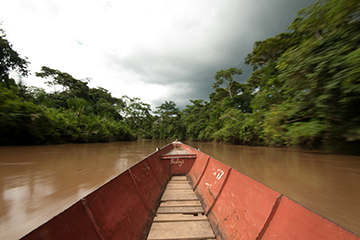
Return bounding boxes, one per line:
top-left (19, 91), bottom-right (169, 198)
top-left (0, 58), bottom-right (133, 144)
top-left (1, 0), bottom-right (359, 153)
top-left (0, 81), bottom-right (133, 145)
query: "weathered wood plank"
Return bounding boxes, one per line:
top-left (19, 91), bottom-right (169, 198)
top-left (170, 176), bottom-right (188, 181)
top-left (162, 185), bottom-right (198, 201)
top-left (148, 175), bottom-right (215, 239)
top-left (163, 190), bottom-right (194, 195)
top-left (162, 189), bottom-right (195, 195)
top-left (147, 221), bottom-right (215, 240)
top-left (166, 184), bottom-right (192, 189)
top-left (168, 181), bottom-right (190, 186)
top-left (154, 214), bottom-right (207, 222)
top-left (167, 180), bottom-right (189, 184)
top-left (161, 192), bottom-right (198, 201)
top-left (160, 201), bottom-right (201, 207)
top-left (163, 149), bottom-right (192, 155)
top-left (157, 206), bottom-right (204, 214)
top-left (167, 181), bottom-right (190, 184)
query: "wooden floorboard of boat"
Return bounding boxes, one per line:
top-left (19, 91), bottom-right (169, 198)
top-left (157, 206), bottom-right (204, 214)
top-left (154, 214), bottom-right (208, 222)
top-left (163, 149), bottom-right (192, 156)
top-left (165, 184), bottom-right (192, 189)
top-left (160, 200), bottom-right (201, 207)
top-left (147, 176), bottom-right (216, 240)
top-left (170, 176), bottom-right (188, 181)
top-left (161, 191), bottom-right (198, 201)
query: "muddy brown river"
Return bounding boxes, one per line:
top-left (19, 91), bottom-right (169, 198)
top-left (0, 140), bottom-right (359, 239)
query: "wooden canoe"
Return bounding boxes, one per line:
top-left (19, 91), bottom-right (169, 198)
top-left (21, 141), bottom-right (359, 240)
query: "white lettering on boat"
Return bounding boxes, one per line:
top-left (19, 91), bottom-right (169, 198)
top-left (170, 159), bottom-right (185, 167)
top-left (212, 169), bottom-right (224, 184)
top-left (215, 169), bottom-right (224, 180)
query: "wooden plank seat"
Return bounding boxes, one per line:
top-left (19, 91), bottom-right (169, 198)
top-left (160, 201), bottom-right (201, 207)
top-left (165, 184), bottom-right (192, 189)
top-left (147, 176), bottom-right (216, 240)
top-left (170, 176), bottom-right (188, 181)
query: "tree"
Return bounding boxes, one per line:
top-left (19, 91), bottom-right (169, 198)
top-left (245, 33), bottom-right (300, 72)
top-left (89, 87), bottom-right (123, 120)
top-left (261, 0), bottom-right (360, 149)
top-left (120, 96), bottom-right (153, 138)
top-left (289, 0), bottom-right (360, 40)
top-left (244, 32), bottom-right (301, 111)
top-left (0, 84), bottom-right (53, 144)
top-left (0, 25), bottom-right (29, 88)
top-left (89, 87), bottom-right (122, 106)
top-left (182, 99), bottom-right (210, 141)
top-left (36, 66), bottom-right (90, 99)
top-left (151, 101), bottom-right (185, 140)
top-left (213, 67), bottom-right (243, 99)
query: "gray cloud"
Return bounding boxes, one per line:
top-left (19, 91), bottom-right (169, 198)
top-left (104, 0), bottom-right (316, 109)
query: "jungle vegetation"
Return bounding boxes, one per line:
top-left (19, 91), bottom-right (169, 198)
top-left (1, 0), bottom-right (359, 153)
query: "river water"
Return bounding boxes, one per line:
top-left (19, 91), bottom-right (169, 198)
top-left (0, 140), bottom-right (359, 239)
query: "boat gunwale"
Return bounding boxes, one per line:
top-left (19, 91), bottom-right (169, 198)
top-left (20, 142), bottom-right (174, 239)
top-left (185, 143), bottom-right (360, 239)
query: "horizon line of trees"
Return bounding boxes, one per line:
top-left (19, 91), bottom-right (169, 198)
top-left (1, 0), bottom-right (359, 154)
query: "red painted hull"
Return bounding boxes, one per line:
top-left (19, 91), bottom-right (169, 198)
top-left (21, 142), bottom-right (359, 240)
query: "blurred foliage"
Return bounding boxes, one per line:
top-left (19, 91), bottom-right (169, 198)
top-left (0, 85), bottom-right (50, 144)
top-left (0, 25), bottom-right (29, 88)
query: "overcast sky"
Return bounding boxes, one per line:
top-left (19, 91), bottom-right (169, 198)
top-left (1, 0), bottom-right (317, 109)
